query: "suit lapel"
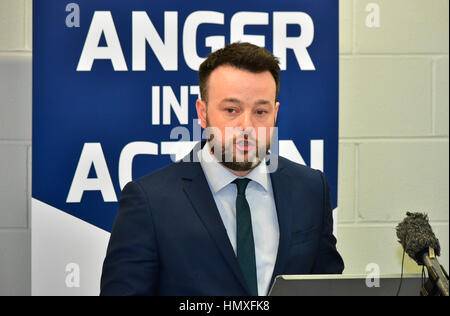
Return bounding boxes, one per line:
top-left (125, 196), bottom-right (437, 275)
top-left (180, 160), bottom-right (250, 295)
top-left (269, 160), bottom-right (294, 287)
top-left (178, 145), bottom-right (294, 295)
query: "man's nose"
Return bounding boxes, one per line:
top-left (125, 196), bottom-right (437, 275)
top-left (238, 111), bottom-right (253, 131)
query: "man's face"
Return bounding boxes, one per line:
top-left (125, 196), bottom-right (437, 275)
top-left (196, 65), bottom-right (279, 172)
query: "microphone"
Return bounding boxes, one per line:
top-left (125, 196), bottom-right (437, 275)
top-left (396, 212), bottom-right (449, 296)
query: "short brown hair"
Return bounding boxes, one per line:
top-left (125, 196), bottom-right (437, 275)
top-left (198, 42), bottom-right (280, 102)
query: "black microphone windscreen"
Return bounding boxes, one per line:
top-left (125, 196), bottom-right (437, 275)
top-left (396, 212), bottom-right (440, 265)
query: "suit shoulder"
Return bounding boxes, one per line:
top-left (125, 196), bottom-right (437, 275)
top-left (276, 156), bottom-right (327, 192)
top-left (125, 160), bottom-right (196, 197)
top-left (278, 156), bottom-right (322, 179)
top-left (134, 160), bottom-right (190, 184)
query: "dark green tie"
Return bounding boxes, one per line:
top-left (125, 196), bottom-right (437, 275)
top-left (233, 178), bottom-right (258, 296)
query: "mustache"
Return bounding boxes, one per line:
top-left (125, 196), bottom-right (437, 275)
top-left (233, 134), bottom-right (256, 144)
top-left (207, 132), bottom-right (257, 144)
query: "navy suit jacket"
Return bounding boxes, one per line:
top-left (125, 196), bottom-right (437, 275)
top-left (100, 145), bottom-right (344, 296)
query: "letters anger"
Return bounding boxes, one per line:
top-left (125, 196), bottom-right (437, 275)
top-left (77, 10), bottom-right (316, 71)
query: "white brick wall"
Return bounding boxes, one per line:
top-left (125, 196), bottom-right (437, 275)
top-left (338, 0), bottom-right (449, 275)
top-left (0, 0), bottom-right (32, 296)
top-left (0, 0), bottom-right (448, 294)
top-left (340, 56), bottom-right (433, 137)
top-left (353, 0), bottom-right (449, 54)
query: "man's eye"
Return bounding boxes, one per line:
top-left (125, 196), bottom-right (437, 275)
top-left (256, 110), bottom-right (267, 115)
top-left (225, 108), bottom-right (236, 113)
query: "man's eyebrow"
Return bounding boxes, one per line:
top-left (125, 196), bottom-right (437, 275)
top-left (219, 98), bottom-right (273, 106)
top-left (254, 99), bottom-right (272, 106)
top-left (220, 98), bottom-right (242, 105)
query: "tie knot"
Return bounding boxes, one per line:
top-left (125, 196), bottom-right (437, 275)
top-left (233, 178), bottom-right (251, 196)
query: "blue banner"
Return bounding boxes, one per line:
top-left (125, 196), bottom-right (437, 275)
top-left (32, 0), bottom-right (338, 295)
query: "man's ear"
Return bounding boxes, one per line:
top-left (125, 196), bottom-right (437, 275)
top-left (274, 101), bottom-right (280, 124)
top-left (196, 99), bottom-right (207, 129)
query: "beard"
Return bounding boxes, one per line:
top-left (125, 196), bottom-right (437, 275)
top-left (205, 116), bottom-right (274, 172)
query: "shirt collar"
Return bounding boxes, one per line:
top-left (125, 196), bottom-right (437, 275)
top-left (198, 141), bottom-right (270, 193)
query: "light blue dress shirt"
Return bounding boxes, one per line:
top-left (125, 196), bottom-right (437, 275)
top-left (198, 142), bottom-right (280, 296)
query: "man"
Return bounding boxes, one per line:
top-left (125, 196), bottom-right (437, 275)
top-left (100, 42), bottom-right (344, 296)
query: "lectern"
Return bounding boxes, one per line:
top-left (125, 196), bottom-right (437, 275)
top-left (268, 274), bottom-right (422, 296)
